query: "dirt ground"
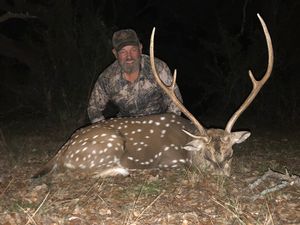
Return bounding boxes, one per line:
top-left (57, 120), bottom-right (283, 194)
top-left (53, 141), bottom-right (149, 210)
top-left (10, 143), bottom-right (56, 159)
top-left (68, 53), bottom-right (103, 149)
top-left (0, 119), bottom-right (299, 225)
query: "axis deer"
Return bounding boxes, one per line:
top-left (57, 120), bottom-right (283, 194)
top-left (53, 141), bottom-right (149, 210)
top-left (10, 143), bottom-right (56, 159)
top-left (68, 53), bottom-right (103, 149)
top-left (32, 14), bottom-right (273, 178)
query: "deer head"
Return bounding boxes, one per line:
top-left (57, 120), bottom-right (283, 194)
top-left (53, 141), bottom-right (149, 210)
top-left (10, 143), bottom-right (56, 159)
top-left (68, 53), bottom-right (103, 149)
top-left (149, 13), bottom-right (273, 176)
top-left (32, 14), bottom-right (273, 179)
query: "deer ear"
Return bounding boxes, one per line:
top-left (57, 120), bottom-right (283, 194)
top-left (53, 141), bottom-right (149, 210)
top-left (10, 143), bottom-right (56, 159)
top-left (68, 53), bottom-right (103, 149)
top-left (231, 131), bottom-right (251, 144)
top-left (182, 139), bottom-right (205, 151)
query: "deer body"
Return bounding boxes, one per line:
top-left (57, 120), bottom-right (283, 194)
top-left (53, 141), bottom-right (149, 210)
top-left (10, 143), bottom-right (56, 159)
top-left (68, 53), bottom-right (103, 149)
top-left (33, 113), bottom-right (250, 178)
top-left (33, 14), bottom-right (273, 179)
top-left (34, 113), bottom-right (195, 178)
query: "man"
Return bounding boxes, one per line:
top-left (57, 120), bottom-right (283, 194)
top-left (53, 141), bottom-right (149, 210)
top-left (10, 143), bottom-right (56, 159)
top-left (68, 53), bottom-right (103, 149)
top-left (88, 29), bottom-right (183, 123)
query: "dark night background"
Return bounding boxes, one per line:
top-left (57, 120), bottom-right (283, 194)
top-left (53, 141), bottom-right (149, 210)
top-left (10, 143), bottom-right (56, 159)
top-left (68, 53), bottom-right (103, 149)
top-left (0, 0), bottom-right (299, 134)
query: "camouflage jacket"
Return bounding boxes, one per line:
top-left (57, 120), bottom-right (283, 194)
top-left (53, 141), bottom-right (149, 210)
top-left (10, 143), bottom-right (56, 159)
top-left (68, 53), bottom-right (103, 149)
top-left (88, 54), bottom-right (183, 122)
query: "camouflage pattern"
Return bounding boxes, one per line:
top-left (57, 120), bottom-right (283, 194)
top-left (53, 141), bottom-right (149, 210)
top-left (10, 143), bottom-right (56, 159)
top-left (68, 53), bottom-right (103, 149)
top-left (88, 54), bottom-right (183, 123)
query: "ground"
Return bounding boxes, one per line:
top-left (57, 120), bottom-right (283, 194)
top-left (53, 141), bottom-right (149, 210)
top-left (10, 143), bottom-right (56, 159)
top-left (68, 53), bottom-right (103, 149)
top-left (0, 118), bottom-right (299, 225)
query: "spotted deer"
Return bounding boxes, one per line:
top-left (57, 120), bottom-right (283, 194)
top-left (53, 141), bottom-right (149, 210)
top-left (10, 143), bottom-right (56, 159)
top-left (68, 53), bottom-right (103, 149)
top-left (32, 14), bottom-right (273, 178)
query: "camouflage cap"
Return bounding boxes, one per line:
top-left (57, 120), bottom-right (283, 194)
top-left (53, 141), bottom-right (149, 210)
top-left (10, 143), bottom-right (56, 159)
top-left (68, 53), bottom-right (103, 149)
top-left (112, 29), bottom-right (140, 51)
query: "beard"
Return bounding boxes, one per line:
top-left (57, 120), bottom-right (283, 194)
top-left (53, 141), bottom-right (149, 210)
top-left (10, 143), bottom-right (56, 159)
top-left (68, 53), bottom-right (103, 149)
top-left (120, 57), bottom-right (141, 74)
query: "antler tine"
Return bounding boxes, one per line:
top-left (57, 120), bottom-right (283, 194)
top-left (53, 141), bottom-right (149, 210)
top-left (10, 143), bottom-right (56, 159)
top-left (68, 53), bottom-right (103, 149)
top-left (150, 27), bottom-right (207, 136)
top-left (225, 14), bottom-right (274, 133)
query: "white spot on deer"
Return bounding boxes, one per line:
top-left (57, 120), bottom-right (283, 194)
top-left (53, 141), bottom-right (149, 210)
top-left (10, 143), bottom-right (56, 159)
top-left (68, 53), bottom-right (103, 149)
top-left (92, 150), bottom-right (96, 154)
top-left (79, 164), bottom-right (86, 169)
top-left (144, 143), bottom-right (148, 147)
top-left (71, 141), bottom-right (76, 145)
top-left (75, 149), bottom-right (81, 154)
top-left (155, 122), bottom-right (160, 126)
top-left (107, 143), bottom-right (113, 148)
top-left (74, 135), bottom-right (79, 139)
top-left (65, 162), bottom-right (75, 169)
top-left (129, 137), bottom-right (134, 141)
top-left (164, 146), bottom-right (170, 151)
top-left (115, 147), bottom-right (119, 151)
top-left (92, 141), bottom-right (97, 145)
top-left (70, 154), bottom-right (74, 158)
top-left (160, 116), bottom-right (166, 120)
top-left (108, 138), bottom-right (114, 141)
top-left (137, 129), bottom-right (142, 132)
top-left (124, 125), bottom-right (128, 128)
top-left (165, 123), bottom-right (170, 127)
top-left (161, 130), bottom-right (166, 134)
top-left (137, 147), bottom-right (142, 151)
top-left (140, 142), bottom-right (144, 145)
top-left (172, 114), bottom-right (176, 118)
top-left (103, 148), bottom-right (108, 153)
top-left (158, 152), bottom-right (162, 156)
top-left (142, 120), bottom-right (147, 124)
top-left (131, 131), bottom-right (136, 134)
top-left (171, 164), bottom-right (178, 168)
top-left (131, 121), bottom-right (135, 124)
top-left (133, 142), bottom-right (138, 146)
top-left (176, 121), bottom-right (181, 124)
top-left (81, 142), bottom-right (87, 146)
top-left (164, 164), bottom-right (169, 168)
top-left (144, 161), bottom-right (150, 165)
top-left (84, 138), bottom-right (89, 141)
top-left (99, 158), bottom-right (104, 163)
top-left (110, 124), bottom-right (115, 128)
top-left (148, 120), bottom-right (153, 124)
top-left (172, 160), bottom-right (178, 164)
top-left (93, 134), bottom-right (100, 139)
top-left (88, 154), bottom-right (91, 158)
top-left (150, 129), bottom-right (154, 134)
top-left (149, 158), bottom-right (153, 163)
top-left (83, 157), bottom-right (87, 161)
top-left (128, 156), bottom-right (134, 161)
top-left (145, 135), bottom-right (150, 139)
top-left (111, 134), bottom-right (117, 138)
top-left (135, 159), bottom-right (139, 162)
top-left (90, 163), bottom-right (95, 168)
top-left (117, 126), bottom-right (122, 129)
top-left (124, 132), bottom-right (129, 135)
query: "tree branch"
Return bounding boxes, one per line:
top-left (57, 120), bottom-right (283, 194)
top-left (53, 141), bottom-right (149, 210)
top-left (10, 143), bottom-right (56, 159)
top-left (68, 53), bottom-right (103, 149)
top-left (248, 168), bottom-right (300, 201)
top-left (0, 11), bottom-right (36, 23)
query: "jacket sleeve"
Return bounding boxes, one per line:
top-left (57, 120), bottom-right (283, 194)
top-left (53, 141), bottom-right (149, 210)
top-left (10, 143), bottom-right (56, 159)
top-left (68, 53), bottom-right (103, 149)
top-left (87, 77), bottom-right (109, 123)
top-left (157, 61), bottom-right (183, 116)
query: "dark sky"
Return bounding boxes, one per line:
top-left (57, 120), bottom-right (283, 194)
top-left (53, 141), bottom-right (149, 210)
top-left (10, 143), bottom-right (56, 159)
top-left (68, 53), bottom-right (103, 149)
top-left (0, 0), bottom-right (299, 130)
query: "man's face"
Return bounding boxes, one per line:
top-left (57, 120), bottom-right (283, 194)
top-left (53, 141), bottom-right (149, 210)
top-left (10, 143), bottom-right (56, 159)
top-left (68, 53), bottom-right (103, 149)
top-left (114, 45), bottom-right (142, 74)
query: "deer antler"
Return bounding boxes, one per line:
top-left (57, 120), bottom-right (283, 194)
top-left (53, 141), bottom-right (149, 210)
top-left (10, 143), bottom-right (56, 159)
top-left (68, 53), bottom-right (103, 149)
top-left (225, 14), bottom-right (274, 133)
top-left (150, 28), bottom-right (207, 136)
